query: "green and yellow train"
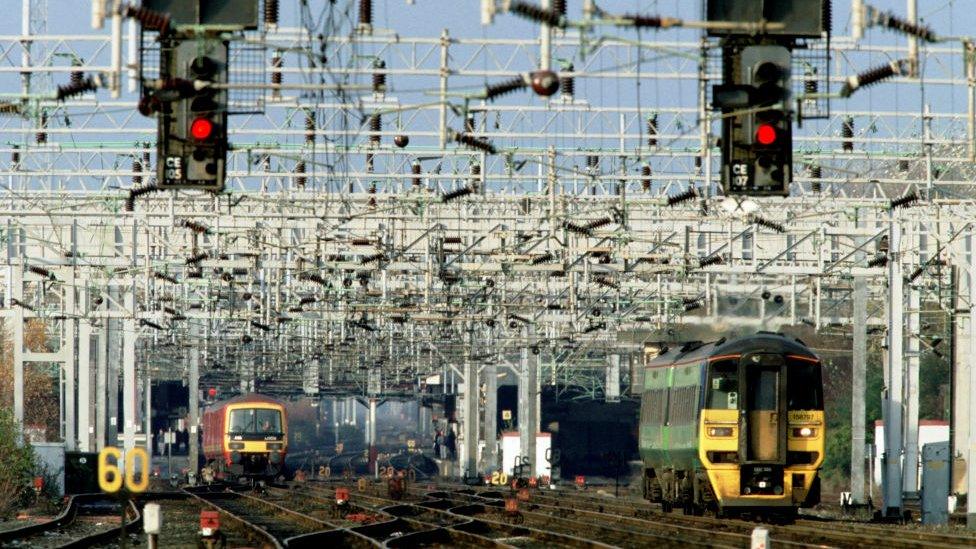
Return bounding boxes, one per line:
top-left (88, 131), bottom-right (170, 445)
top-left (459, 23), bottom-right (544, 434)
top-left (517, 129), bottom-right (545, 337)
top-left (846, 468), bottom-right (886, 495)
top-left (638, 333), bottom-right (824, 518)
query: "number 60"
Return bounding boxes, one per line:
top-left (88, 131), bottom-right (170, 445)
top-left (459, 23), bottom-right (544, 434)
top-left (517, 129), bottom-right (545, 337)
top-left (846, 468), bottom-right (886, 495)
top-left (98, 446), bottom-right (150, 493)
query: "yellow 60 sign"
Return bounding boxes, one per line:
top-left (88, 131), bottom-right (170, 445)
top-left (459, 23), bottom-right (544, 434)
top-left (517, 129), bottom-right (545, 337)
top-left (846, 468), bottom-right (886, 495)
top-left (98, 446), bottom-right (150, 493)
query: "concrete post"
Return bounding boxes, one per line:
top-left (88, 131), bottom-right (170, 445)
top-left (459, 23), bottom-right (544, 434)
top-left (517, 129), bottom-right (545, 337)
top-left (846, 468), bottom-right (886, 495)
top-left (851, 268), bottom-right (867, 503)
top-left (188, 322), bottom-right (200, 477)
top-left (63, 279), bottom-right (77, 451)
top-left (462, 331), bottom-right (479, 478)
top-left (904, 282), bottom-right (921, 497)
top-left (12, 266), bottom-right (23, 428)
top-left (122, 283), bottom-right (137, 457)
top-left (95, 324), bottom-right (108, 451)
top-left (968, 230), bottom-right (976, 529)
top-left (883, 219), bottom-right (904, 517)
top-left (483, 356), bottom-right (498, 472)
top-left (519, 328), bottom-right (539, 473)
top-left (77, 312), bottom-right (93, 452)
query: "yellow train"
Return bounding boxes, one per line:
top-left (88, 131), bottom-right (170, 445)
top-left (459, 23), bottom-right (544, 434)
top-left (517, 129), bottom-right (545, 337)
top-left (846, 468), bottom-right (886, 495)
top-left (638, 333), bottom-right (824, 518)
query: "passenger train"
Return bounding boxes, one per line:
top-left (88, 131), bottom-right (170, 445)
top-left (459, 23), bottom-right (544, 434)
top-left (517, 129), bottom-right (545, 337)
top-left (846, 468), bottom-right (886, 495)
top-left (202, 393), bottom-right (289, 479)
top-left (638, 333), bottom-right (824, 518)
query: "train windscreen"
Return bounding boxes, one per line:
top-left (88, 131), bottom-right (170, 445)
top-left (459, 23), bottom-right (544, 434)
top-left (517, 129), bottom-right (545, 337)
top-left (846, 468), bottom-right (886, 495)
top-left (229, 409), bottom-right (283, 435)
top-left (706, 359), bottom-right (738, 409)
top-left (787, 358), bottom-right (823, 410)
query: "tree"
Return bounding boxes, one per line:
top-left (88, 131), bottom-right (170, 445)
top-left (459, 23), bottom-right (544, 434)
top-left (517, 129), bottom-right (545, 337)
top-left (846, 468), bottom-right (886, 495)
top-left (0, 319), bottom-right (61, 441)
top-left (0, 408), bottom-right (39, 520)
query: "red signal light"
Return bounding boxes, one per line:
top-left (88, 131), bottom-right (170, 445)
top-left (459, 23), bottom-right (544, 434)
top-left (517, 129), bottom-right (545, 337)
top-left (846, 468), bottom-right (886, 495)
top-left (190, 117), bottom-right (214, 140)
top-left (755, 123), bottom-right (778, 146)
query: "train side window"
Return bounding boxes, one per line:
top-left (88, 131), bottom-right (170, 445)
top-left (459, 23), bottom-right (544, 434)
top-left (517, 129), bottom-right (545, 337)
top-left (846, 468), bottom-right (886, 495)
top-left (787, 359), bottom-right (823, 410)
top-left (707, 359), bottom-right (738, 410)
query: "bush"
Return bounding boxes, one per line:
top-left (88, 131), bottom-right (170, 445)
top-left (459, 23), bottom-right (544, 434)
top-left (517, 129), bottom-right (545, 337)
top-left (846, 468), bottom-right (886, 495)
top-left (0, 408), bottom-right (37, 520)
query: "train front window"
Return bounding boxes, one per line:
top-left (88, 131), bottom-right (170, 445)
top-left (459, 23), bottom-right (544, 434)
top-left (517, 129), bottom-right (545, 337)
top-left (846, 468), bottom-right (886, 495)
top-left (707, 359), bottom-right (738, 409)
top-left (229, 409), bottom-right (283, 435)
top-left (787, 359), bottom-right (823, 410)
top-left (747, 368), bottom-right (779, 411)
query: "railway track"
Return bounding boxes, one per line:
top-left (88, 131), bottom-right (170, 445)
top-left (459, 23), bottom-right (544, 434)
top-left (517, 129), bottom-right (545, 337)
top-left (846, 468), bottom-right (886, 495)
top-left (290, 482), bottom-right (603, 547)
top-left (302, 479), bottom-right (738, 548)
top-left (446, 483), bottom-right (976, 549)
top-left (0, 494), bottom-right (140, 549)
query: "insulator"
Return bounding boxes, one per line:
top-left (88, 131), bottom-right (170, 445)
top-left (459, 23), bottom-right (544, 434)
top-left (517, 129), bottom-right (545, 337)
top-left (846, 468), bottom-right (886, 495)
top-left (694, 156), bottom-right (702, 169)
top-left (804, 71), bottom-right (818, 95)
top-left (810, 165), bottom-right (822, 193)
top-left (271, 55), bottom-right (283, 95)
top-left (553, 0), bottom-right (566, 16)
top-left (531, 252), bottom-right (554, 265)
top-left (132, 159), bottom-right (143, 186)
top-left (666, 187), bottom-right (697, 206)
top-left (0, 102), bottom-right (20, 115)
top-left (454, 132), bottom-right (497, 154)
top-left (140, 319), bottom-right (164, 330)
top-left (361, 253), bottom-right (385, 265)
top-left (867, 254), bottom-right (888, 268)
top-left (841, 116), bottom-right (854, 152)
top-left (181, 219), bottom-right (210, 234)
top-left (142, 146), bottom-right (151, 172)
top-left (57, 74), bottom-right (98, 101)
top-left (28, 265), bottom-right (53, 279)
top-left (509, 1), bottom-right (566, 28)
top-left (264, 0), bottom-right (279, 27)
top-left (441, 185), bottom-right (474, 202)
top-left (898, 159), bottom-right (910, 172)
top-left (641, 164), bottom-right (651, 191)
top-left (372, 59), bottom-right (386, 95)
top-left (870, 8), bottom-right (937, 42)
top-left (561, 64), bottom-right (574, 98)
top-left (822, 0), bottom-right (832, 36)
top-left (70, 61), bottom-right (84, 88)
top-left (622, 14), bottom-right (664, 28)
top-left (485, 76), bottom-right (527, 101)
top-left (125, 183), bottom-right (160, 211)
top-left (753, 216), bottom-right (785, 233)
top-left (122, 4), bottom-right (171, 32)
top-left (698, 254), bottom-right (723, 268)
top-left (908, 265), bottom-right (925, 283)
top-left (358, 0), bottom-right (372, 29)
top-left (586, 155), bottom-right (598, 169)
top-left (411, 160), bottom-right (422, 187)
top-left (305, 110), bottom-right (315, 144)
top-left (36, 112), bottom-right (47, 144)
top-left (295, 160), bottom-right (307, 188)
top-left (470, 163), bottom-right (481, 176)
top-left (840, 60), bottom-right (905, 98)
top-left (185, 252), bottom-right (208, 265)
top-left (11, 145), bottom-right (19, 168)
top-left (299, 296), bottom-right (316, 306)
top-left (647, 114), bottom-right (658, 147)
top-left (251, 320), bottom-right (272, 332)
top-left (890, 192), bottom-right (919, 209)
top-left (365, 152), bottom-right (374, 173)
top-left (369, 114), bottom-right (381, 145)
top-left (464, 114), bottom-right (475, 134)
top-left (564, 221), bottom-right (590, 235)
top-left (584, 217), bottom-right (613, 231)
top-left (154, 272), bottom-right (178, 284)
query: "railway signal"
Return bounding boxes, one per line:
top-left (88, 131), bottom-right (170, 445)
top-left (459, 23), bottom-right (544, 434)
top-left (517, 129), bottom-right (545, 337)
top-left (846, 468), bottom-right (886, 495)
top-left (156, 38), bottom-right (229, 191)
top-left (718, 45), bottom-right (793, 196)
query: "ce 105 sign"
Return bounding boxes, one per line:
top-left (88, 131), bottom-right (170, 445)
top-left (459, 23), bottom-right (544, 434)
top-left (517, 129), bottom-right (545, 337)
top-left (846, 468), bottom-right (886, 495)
top-left (98, 446), bottom-right (150, 493)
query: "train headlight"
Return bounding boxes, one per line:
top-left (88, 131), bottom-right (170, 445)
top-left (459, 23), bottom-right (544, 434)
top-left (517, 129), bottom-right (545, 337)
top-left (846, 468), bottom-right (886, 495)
top-left (229, 442), bottom-right (244, 450)
top-left (707, 427), bottom-right (734, 437)
top-left (792, 427), bottom-right (817, 438)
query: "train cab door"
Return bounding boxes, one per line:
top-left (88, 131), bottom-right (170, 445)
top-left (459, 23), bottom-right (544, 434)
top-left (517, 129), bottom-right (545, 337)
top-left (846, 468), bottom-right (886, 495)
top-left (739, 353), bottom-right (787, 464)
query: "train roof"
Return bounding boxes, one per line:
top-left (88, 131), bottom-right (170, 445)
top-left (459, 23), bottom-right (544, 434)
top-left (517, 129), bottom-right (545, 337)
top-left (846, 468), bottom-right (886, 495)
top-left (207, 393), bottom-right (284, 409)
top-left (646, 332), bottom-right (818, 369)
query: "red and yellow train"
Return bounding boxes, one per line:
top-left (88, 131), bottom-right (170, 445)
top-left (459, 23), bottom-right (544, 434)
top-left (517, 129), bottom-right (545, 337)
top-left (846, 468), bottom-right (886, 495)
top-left (203, 393), bottom-right (288, 479)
